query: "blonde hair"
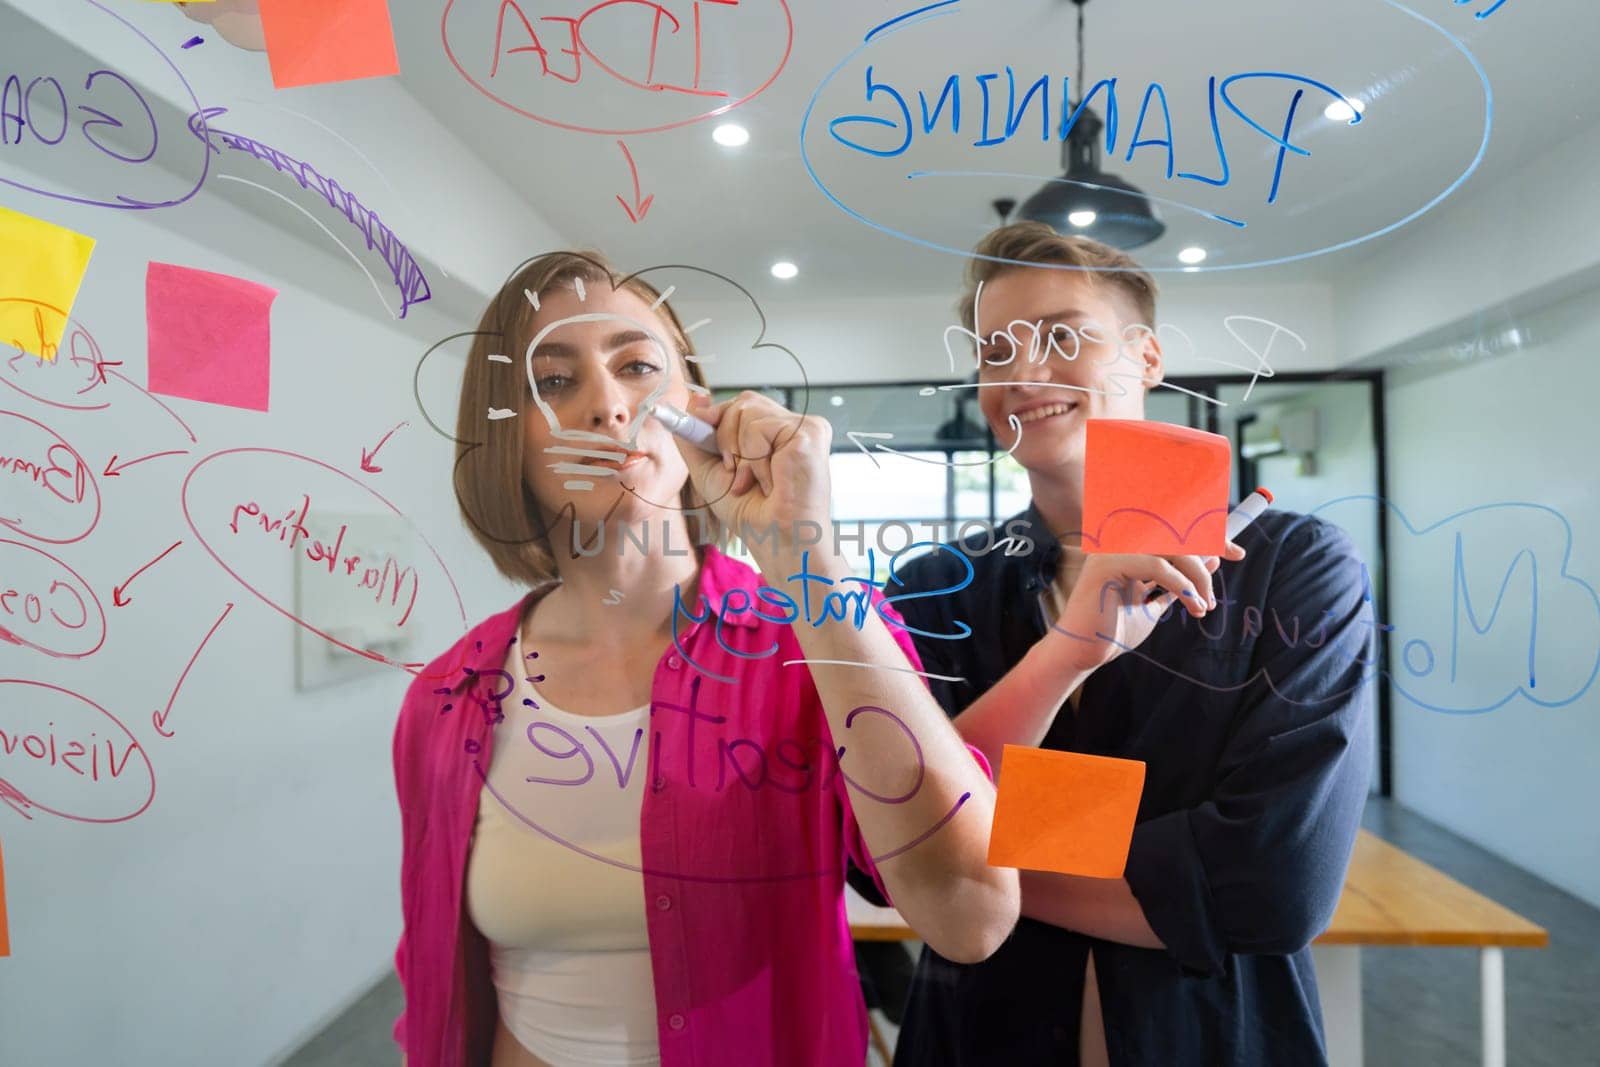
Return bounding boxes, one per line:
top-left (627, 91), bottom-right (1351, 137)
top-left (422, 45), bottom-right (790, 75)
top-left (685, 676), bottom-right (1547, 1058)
top-left (452, 251), bottom-right (714, 585)
top-left (958, 221), bottom-right (1158, 331)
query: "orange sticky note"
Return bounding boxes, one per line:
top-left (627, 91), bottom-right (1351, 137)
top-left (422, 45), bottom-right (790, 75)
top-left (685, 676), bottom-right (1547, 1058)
top-left (1083, 419), bottom-right (1231, 554)
top-left (258, 0), bottom-right (400, 89)
top-left (0, 836), bottom-right (10, 957)
top-left (987, 745), bottom-right (1146, 879)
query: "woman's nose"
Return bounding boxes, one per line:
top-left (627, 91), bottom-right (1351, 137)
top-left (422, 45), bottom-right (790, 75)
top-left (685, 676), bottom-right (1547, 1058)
top-left (583, 374), bottom-right (634, 431)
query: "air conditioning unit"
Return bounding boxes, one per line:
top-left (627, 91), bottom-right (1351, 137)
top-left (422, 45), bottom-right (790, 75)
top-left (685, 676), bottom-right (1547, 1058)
top-left (1240, 408), bottom-right (1319, 474)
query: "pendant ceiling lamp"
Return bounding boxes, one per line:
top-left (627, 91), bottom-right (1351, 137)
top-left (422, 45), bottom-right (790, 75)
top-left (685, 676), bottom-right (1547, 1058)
top-left (1016, 0), bottom-right (1166, 249)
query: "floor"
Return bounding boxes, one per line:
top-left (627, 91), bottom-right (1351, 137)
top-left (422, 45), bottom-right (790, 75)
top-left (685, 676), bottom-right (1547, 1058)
top-left (1356, 799), bottom-right (1600, 1067)
top-left (280, 798), bottom-right (1599, 1066)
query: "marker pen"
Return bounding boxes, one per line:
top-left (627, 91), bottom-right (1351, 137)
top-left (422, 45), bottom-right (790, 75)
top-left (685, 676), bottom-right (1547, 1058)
top-left (648, 401), bottom-right (721, 454)
top-left (1226, 486), bottom-right (1273, 540)
top-left (1146, 487), bottom-right (1274, 604)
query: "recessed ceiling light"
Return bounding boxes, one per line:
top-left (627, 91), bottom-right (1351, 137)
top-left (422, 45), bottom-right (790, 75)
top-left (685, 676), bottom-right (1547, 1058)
top-left (713, 123), bottom-right (749, 147)
top-left (1323, 97), bottom-right (1366, 123)
top-left (830, 394), bottom-right (845, 407)
top-left (1178, 246), bottom-right (1207, 265)
top-left (1067, 209), bottom-right (1097, 228)
top-left (770, 261), bottom-right (798, 280)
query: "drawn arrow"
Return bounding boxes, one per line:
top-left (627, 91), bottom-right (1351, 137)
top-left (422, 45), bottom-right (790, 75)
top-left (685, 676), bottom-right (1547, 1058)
top-left (113, 540), bottom-right (183, 607)
top-left (360, 419), bottom-right (409, 473)
top-left (875, 414), bottom-right (1025, 467)
top-left (152, 602), bottom-right (234, 738)
top-left (844, 430), bottom-right (895, 468)
top-left (614, 140), bottom-right (655, 223)
top-left (103, 368), bottom-right (197, 443)
top-left (103, 449), bottom-right (189, 477)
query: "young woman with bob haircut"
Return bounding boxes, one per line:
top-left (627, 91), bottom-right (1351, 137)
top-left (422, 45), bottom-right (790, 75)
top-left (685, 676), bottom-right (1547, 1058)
top-left (390, 251), bottom-right (1019, 1067)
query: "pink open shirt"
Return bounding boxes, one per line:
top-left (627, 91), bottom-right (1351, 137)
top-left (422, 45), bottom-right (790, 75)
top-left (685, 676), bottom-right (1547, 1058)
top-left (391, 546), bottom-right (988, 1066)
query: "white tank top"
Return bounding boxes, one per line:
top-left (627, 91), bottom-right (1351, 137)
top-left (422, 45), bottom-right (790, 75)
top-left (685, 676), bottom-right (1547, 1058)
top-left (465, 635), bottom-right (660, 1066)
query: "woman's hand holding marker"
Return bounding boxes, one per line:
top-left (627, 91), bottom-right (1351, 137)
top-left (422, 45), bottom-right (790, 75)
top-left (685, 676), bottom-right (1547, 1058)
top-left (667, 390), bottom-right (835, 570)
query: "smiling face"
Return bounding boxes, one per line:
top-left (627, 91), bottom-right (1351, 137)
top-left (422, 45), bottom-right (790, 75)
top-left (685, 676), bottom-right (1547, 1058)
top-left (973, 267), bottom-right (1164, 475)
top-left (521, 283), bottom-right (697, 528)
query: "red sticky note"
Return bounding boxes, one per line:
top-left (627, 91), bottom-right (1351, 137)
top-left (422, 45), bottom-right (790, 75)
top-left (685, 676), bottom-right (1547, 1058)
top-left (258, 0), bottom-right (400, 89)
top-left (1083, 419), bottom-right (1231, 554)
top-left (146, 262), bottom-right (277, 412)
top-left (987, 745), bottom-right (1146, 879)
top-left (0, 836), bottom-right (10, 957)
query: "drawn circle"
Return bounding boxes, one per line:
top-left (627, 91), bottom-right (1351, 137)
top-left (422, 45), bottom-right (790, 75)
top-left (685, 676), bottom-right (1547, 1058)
top-left (1402, 639), bottom-right (1435, 678)
top-left (471, 743), bottom-right (969, 885)
top-left (0, 409), bottom-right (102, 544)
top-left (440, 0), bottom-right (794, 136)
top-left (0, 298), bottom-right (112, 411)
top-left (0, 0), bottom-right (212, 211)
top-left (0, 539), bottom-right (106, 658)
top-left (181, 447), bottom-right (468, 673)
top-left (0, 678), bottom-right (156, 823)
top-left (798, 0), bottom-right (1493, 273)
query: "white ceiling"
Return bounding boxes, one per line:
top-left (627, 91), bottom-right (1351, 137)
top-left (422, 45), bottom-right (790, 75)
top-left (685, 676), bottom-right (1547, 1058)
top-left (390, 0), bottom-right (1600, 298)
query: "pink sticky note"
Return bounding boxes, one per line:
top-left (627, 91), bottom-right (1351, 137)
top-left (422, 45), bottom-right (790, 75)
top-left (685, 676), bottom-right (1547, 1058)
top-left (146, 262), bottom-right (277, 412)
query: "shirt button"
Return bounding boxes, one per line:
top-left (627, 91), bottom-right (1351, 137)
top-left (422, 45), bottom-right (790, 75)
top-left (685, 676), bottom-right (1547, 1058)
top-left (668, 1013), bottom-right (686, 1031)
top-left (666, 655), bottom-right (682, 670)
top-left (655, 894), bottom-right (672, 911)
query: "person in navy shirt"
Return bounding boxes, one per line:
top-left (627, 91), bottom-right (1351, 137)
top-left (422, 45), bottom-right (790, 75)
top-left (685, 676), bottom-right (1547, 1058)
top-left (889, 223), bottom-right (1376, 1066)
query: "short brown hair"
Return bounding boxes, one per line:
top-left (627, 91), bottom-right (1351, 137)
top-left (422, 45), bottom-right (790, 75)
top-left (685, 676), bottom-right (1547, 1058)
top-left (957, 221), bottom-right (1158, 333)
top-left (452, 251), bottom-right (713, 586)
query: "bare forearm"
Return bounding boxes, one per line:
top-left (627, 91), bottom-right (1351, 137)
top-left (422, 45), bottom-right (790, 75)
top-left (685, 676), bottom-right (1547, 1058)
top-left (1019, 869), bottom-right (1165, 950)
top-left (760, 547), bottom-right (1019, 962)
top-left (951, 627), bottom-right (1093, 769)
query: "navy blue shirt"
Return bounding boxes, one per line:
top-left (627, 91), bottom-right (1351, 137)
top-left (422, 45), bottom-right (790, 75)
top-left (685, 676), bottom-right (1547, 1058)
top-left (888, 504), bottom-right (1376, 1066)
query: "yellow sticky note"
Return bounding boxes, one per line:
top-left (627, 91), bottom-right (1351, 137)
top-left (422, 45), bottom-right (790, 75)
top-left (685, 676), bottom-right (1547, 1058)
top-left (0, 206), bottom-right (95, 363)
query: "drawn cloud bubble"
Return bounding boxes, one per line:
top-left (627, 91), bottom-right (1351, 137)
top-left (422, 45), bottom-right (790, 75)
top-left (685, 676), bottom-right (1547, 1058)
top-left (413, 256), bottom-right (811, 551)
top-left (800, 0), bottom-right (1491, 273)
top-left (1313, 496), bottom-right (1600, 715)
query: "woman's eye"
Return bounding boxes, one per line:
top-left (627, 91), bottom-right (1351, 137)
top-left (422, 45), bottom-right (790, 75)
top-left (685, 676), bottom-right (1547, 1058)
top-left (536, 374), bottom-right (571, 393)
top-left (623, 360), bottom-right (661, 376)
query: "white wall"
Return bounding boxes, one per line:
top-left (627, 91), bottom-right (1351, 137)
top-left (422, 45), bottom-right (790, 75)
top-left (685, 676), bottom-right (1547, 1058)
top-left (1321, 87), bottom-right (1600, 909)
top-left (1336, 118), bottom-right (1600, 366)
top-left (0, 5), bottom-right (564, 1064)
top-left (1381, 289), bottom-right (1600, 910)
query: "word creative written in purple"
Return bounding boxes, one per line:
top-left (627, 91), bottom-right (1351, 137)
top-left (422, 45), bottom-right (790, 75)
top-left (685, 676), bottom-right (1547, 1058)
top-left (186, 108), bottom-right (432, 318)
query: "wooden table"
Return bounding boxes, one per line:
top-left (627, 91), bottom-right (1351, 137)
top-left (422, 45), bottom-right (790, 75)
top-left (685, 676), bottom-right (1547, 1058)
top-left (846, 830), bottom-right (1547, 1067)
top-left (1314, 830), bottom-right (1546, 1067)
